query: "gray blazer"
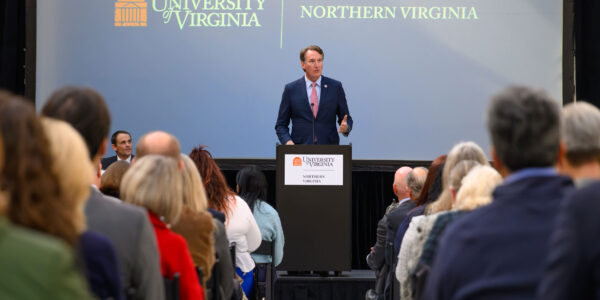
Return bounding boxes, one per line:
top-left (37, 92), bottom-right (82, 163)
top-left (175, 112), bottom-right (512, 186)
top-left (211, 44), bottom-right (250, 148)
top-left (85, 187), bottom-right (164, 300)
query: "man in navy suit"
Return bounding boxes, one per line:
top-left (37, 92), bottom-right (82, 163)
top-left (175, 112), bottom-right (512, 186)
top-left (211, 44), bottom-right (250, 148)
top-left (275, 45), bottom-right (353, 145)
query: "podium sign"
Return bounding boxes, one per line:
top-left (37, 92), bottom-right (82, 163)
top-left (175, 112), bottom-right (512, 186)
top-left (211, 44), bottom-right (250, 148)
top-left (276, 145), bottom-right (352, 272)
top-left (284, 154), bottom-right (344, 185)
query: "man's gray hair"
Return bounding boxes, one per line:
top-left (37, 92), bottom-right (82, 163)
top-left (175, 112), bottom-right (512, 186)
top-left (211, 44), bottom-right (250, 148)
top-left (562, 101), bottom-right (600, 166)
top-left (487, 86), bottom-right (561, 171)
top-left (406, 167), bottom-right (428, 200)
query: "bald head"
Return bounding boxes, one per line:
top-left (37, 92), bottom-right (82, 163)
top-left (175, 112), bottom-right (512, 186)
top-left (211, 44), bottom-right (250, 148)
top-left (136, 131), bottom-right (181, 160)
top-left (393, 166), bottom-right (412, 199)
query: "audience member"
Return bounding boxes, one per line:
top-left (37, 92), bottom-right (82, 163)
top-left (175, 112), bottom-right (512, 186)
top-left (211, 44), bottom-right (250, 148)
top-left (190, 146), bottom-right (261, 297)
top-left (423, 86), bottom-right (573, 300)
top-left (100, 160), bottom-right (130, 198)
top-left (557, 101), bottom-right (600, 186)
top-left (41, 117), bottom-right (124, 300)
top-left (537, 102), bottom-right (600, 299)
top-left (0, 123), bottom-right (93, 299)
top-left (172, 154), bottom-right (216, 286)
top-left (41, 86), bottom-right (164, 300)
top-left (121, 155), bottom-right (204, 300)
top-left (236, 166), bottom-right (285, 266)
top-left (396, 159), bottom-right (481, 300)
top-left (102, 130), bottom-right (134, 170)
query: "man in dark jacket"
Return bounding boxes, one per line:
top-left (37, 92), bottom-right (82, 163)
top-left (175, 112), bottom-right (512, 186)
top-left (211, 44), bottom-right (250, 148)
top-left (423, 86), bottom-right (574, 300)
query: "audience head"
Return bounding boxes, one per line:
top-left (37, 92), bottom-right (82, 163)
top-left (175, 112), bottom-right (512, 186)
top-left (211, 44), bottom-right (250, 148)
top-left (41, 86), bottom-right (111, 163)
top-left (189, 146), bottom-right (235, 216)
top-left (487, 86), bottom-right (562, 175)
top-left (427, 141), bottom-right (488, 214)
top-left (121, 155), bottom-right (183, 225)
top-left (560, 101), bottom-right (600, 179)
top-left (416, 155), bottom-right (447, 207)
top-left (236, 165), bottom-right (268, 212)
top-left (41, 118), bottom-right (93, 240)
top-left (448, 160), bottom-right (481, 200)
top-left (111, 130), bottom-right (133, 160)
top-left (453, 165), bottom-right (502, 211)
top-left (393, 166), bottom-right (412, 200)
top-left (406, 167), bottom-right (428, 202)
top-left (180, 154), bottom-right (209, 212)
top-left (0, 94), bottom-right (81, 245)
top-left (136, 131), bottom-right (181, 161)
top-left (100, 161), bottom-right (131, 199)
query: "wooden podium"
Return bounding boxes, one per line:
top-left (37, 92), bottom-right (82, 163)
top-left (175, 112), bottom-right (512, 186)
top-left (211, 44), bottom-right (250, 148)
top-left (276, 145), bottom-right (352, 272)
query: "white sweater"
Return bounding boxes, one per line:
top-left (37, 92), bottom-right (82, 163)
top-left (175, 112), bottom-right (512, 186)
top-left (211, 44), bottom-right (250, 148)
top-left (225, 195), bottom-right (262, 273)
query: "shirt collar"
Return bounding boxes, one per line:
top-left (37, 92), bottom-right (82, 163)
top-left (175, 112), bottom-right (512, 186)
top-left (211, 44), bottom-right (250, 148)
top-left (305, 75), bottom-right (322, 88)
top-left (503, 167), bottom-right (557, 185)
top-left (117, 155), bottom-right (132, 163)
top-left (398, 197), bottom-right (411, 205)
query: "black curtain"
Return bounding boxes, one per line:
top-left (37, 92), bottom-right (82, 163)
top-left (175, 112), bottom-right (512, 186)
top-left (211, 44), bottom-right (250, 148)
top-left (0, 0), bottom-right (26, 95)
top-left (575, 0), bottom-right (600, 105)
top-left (223, 168), bottom-right (397, 270)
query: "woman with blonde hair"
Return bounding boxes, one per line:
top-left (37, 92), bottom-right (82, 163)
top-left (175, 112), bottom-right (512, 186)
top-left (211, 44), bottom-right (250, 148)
top-left (42, 117), bottom-right (124, 300)
top-left (121, 155), bottom-right (204, 300)
top-left (171, 154), bottom-right (216, 285)
top-left (189, 146), bottom-right (261, 297)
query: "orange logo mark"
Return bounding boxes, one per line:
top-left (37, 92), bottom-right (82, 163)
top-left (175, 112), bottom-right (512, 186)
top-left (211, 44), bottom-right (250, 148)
top-left (115, 0), bottom-right (148, 27)
top-left (293, 157), bottom-right (302, 166)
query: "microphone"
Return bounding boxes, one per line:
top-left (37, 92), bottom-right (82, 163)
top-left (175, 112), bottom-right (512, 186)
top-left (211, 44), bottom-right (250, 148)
top-left (311, 103), bottom-right (316, 144)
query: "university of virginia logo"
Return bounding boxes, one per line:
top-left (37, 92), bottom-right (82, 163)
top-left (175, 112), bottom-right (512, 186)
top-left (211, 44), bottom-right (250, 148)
top-left (293, 157), bottom-right (302, 167)
top-left (115, 0), bottom-right (148, 27)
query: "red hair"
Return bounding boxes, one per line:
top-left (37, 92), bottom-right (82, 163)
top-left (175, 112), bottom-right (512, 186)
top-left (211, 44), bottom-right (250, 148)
top-left (189, 146), bottom-right (235, 217)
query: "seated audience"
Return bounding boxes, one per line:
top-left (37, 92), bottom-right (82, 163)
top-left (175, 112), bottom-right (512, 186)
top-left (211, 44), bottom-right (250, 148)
top-left (42, 86), bottom-right (164, 300)
top-left (41, 118), bottom-right (124, 300)
top-left (236, 166), bottom-right (285, 266)
top-left (423, 86), bottom-right (573, 300)
top-left (396, 159), bottom-right (483, 300)
top-left (537, 103), bottom-right (600, 299)
top-left (172, 154), bottom-right (216, 286)
top-left (102, 130), bottom-right (134, 170)
top-left (121, 155), bottom-right (204, 300)
top-left (189, 146), bottom-right (261, 298)
top-left (100, 160), bottom-right (130, 198)
top-left (394, 141), bottom-right (488, 256)
top-left (0, 127), bottom-right (93, 299)
top-left (412, 164), bottom-right (501, 299)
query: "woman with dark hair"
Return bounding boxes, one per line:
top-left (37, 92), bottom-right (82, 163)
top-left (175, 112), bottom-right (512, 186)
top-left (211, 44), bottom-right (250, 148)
top-left (236, 166), bottom-right (284, 266)
top-left (190, 146), bottom-right (261, 298)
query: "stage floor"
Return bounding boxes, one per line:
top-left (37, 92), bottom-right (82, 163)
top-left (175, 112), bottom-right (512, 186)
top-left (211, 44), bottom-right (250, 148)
top-left (274, 269), bottom-right (375, 300)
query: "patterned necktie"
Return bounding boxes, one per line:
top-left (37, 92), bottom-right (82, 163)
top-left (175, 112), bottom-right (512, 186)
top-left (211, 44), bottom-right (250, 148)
top-left (310, 82), bottom-right (318, 118)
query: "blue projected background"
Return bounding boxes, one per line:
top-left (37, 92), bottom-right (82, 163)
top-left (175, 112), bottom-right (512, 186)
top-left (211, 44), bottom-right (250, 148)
top-left (36, 0), bottom-right (562, 159)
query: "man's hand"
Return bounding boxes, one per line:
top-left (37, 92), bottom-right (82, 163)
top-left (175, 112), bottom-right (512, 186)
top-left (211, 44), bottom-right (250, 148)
top-left (286, 140), bottom-right (295, 145)
top-left (338, 115), bottom-right (349, 133)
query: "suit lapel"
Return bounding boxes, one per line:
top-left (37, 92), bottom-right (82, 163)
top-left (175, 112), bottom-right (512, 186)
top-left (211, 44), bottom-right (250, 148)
top-left (299, 77), bottom-right (313, 115)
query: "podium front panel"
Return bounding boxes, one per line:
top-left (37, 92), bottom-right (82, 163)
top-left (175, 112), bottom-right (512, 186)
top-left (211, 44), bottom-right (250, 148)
top-left (276, 145), bottom-right (352, 271)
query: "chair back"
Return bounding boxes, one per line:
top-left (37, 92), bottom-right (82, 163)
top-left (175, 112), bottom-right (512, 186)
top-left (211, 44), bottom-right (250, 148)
top-left (163, 273), bottom-right (180, 300)
top-left (252, 240), bottom-right (275, 300)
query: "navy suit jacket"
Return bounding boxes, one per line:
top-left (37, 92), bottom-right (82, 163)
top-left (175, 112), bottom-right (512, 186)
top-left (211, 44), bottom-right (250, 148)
top-left (423, 175), bottom-right (573, 300)
top-left (537, 180), bottom-right (600, 300)
top-left (275, 76), bottom-right (353, 145)
top-left (101, 155), bottom-right (134, 170)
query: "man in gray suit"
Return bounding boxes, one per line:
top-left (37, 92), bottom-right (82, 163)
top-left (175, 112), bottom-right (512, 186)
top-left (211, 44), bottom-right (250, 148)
top-left (41, 86), bottom-right (164, 300)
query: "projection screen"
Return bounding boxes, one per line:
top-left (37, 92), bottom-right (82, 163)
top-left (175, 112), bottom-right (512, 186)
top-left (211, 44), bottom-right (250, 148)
top-left (36, 0), bottom-right (563, 159)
